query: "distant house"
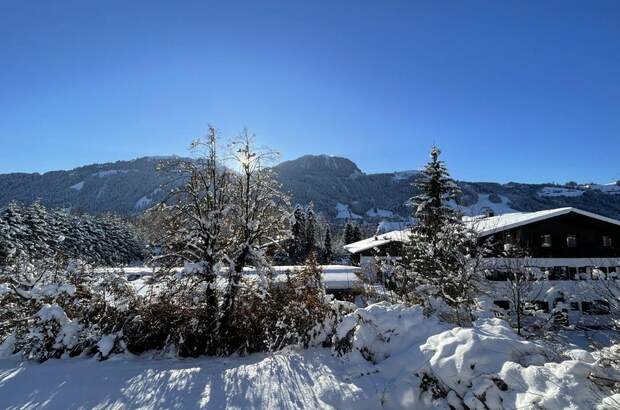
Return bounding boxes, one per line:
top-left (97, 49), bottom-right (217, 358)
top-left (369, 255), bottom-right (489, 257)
top-left (344, 207), bottom-right (620, 325)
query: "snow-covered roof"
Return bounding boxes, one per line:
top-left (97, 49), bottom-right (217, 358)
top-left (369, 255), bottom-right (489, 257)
top-left (344, 207), bottom-right (620, 254)
top-left (343, 230), bottom-right (411, 254)
top-left (106, 265), bottom-right (364, 291)
top-left (467, 207), bottom-right (620, 237)
top-left (246, 265), bottom-right (364, 290)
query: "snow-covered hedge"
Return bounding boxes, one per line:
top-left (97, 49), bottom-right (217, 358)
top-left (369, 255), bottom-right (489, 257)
top-left (0, 261), bottom-right (136, 361)
top-left (333, 302), bottom-right (620, 409)
top-left (0, 259), bottom-right (352, 361)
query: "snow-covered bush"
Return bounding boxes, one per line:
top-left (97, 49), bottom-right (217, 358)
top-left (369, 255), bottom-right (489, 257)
top-left (119, 270), bottom-right (349, 357)
top-left (264, 253), bottom-right (339, 351)
top-left (21, 304), bottom-right (81, 361)
top-left (333, 302), bottom-right (449, 363)
top-left (210, 254), bottom-right (354, 355)
top-left (1, 259), bottom-right (138, 361)
top-left (333, 302), bottom-right (620, 409)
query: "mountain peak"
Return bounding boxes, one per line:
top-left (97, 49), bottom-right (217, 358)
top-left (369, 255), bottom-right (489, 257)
top-left (274, 155), bottom-right (363, 178)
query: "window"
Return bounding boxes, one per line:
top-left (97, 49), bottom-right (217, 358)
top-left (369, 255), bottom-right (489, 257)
top-left (503, 233), bottom-right (514, 252)
top-left (532, 301), bottom-right (549, 313)
top-left (603, 235), bottom-right (613, 248)
top-left (549, 266), bottom-right (568, 280)
top-left (486, 270), bottom-right (508, 281)
top-left (582, 300), bottom-right (610, 315)
top-left (567, 267), bottom-right (577, 280)
top-left (494, 300), bottom-right (510, 310)
top-left (578, 267), bottom-right (588, 280)
top-left (566, 235), bottom-right (577, 248)
top-left (541, 234), bottom-right (552, 248)
top-left (570, 302), bottom-right (580, 311)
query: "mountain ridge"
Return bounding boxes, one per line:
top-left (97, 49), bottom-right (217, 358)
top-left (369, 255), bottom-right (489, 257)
top-left (1, 155), bottom-right (619, 224)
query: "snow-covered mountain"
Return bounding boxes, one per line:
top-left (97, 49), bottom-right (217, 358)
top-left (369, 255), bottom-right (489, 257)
top-left (1, 155), bottom-right (619, 222)
top-left (0, 157), bottom-right (175, 215)
top-left (272, 155), bottom-right (620, 222)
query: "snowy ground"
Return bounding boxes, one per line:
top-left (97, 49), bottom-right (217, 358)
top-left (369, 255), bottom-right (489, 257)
top-left (1, 303), bottom-right (618, 409)
top-left (0, 349), bottom-right (378, 410)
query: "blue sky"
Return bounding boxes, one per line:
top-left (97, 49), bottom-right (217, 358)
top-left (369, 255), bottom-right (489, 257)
top-left (1, 1), bottom-right (619, 183)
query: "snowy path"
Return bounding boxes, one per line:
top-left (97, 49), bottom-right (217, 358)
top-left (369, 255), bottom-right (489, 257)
top-left (0, 349), bottom-right (380, 410)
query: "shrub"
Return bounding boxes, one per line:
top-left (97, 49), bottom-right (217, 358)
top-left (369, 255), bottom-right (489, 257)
top-left (1, 256), bottom-right (351, 361)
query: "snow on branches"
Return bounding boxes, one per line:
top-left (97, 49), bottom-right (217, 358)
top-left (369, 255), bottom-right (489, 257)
top-left (385, 146), bottom-right (489, 325)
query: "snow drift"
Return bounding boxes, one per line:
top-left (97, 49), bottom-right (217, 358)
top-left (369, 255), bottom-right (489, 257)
top-left (333, 302), bottom-right (618, 410)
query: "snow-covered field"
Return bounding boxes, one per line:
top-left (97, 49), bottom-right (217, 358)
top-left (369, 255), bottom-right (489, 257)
top-left (451, 194), bottom-right (518, 216)
top-left (0, 349), bottom-right (370, 410)
top-left (538, 184), bottom-right (620, 197)
top-left (539, 187), bottom-right (586, 197)
top-left (1, 303), bottom-right (618, 410)
top-left (335, 203), bottom-right (362, 220)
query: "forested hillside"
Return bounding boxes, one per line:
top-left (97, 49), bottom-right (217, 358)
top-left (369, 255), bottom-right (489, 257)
top-left (1, 154), bottom-right (619, 222)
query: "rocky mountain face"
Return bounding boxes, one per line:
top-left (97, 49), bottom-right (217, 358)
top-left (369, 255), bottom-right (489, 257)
top-left (1, 155), bottom-right (619, 227)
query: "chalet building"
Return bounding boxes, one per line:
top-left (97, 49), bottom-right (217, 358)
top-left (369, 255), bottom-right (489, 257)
top-left (344, 207), bottom-right (620, 325)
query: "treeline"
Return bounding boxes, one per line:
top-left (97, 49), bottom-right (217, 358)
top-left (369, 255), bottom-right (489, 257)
top-left (277, 205), bottom-right (364, 266)
top-left (0, 202), bottom-right (145, 266)
top-left (281, 205), bottom-right (333, 264)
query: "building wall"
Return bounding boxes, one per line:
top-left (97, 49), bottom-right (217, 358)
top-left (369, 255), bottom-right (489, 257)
top-left (353, 212), bottom-right (620, 326)
top-left (482, 212), bottom-right (620, 258)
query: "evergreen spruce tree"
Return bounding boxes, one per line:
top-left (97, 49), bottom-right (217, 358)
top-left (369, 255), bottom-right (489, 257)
top-left (399, 146), bottom-right (485, 324)
top-left (409, 146), bottom-right (461, 237)
top-left (348, 224), bottom-right (362, 265)
top-left (322, 227), bottom-right (333, 264)
top-left (289, 205), bottom-right (307, 263)
top-left (351, 224), bottom-right (362, 243)
top-left (0, 202), bottom-right (144, 267)
top-left (305, 207), bottom-right (317, 255)
top-left (0, 211), bottom-right (14, 265)
top-left (22, 202), bottom-right (52, 259)
top-left (1, 202), bottom-right (27, 263)
top-left (343, 222), bottom-right (354, 245)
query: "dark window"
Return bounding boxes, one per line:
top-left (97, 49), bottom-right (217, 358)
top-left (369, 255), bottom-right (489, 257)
top-left (532, 301), bottom-right (549, 313)
top-left (549, 266), bottom-right (568, 280)
top-left (494, 300), bottom-right (510, 310)
top-left (570, 302), bottom-right (580, 311)
top-left (486, 270), bottom-right (508, 281)
top-left (541, 234), bottom-right (552, 248)
top-left (567, 267), bottom-right (577, 280)
top-left (566, 235), bottom-right (577, 248)
top-left (603, 235), bottom-right (613, 248)
top-left (582, 300), bottom-right (610, 315)
top-left (578, 267), bottom-right (588, 280)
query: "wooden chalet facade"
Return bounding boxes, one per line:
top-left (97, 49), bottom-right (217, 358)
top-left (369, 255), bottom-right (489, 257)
top-left (344, 207), bottom-right (620, 325)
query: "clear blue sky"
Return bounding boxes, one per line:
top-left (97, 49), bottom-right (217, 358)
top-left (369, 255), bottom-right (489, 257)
top-left (1, 1), bottom-right (619, 183)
